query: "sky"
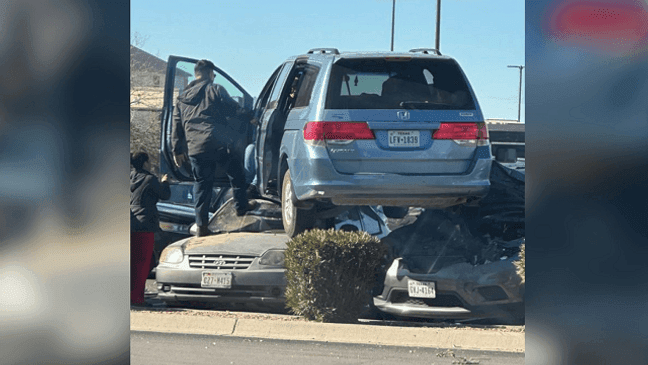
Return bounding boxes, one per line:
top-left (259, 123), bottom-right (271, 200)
top-left (131, 0), bottom-right (525, 122)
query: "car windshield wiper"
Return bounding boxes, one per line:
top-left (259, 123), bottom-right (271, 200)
top-left (399, 101), bottom-right (450, 109)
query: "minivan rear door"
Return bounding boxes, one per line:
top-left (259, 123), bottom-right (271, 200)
top-left (320, 57), bottom-right (486, 175)
top-left (159, 56), bottom-right (254, 183)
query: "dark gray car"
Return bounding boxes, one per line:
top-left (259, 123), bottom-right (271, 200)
top-left (374, 161), bottom-right (525, 322)
top-left (374, 238), bottom-right (524, 322)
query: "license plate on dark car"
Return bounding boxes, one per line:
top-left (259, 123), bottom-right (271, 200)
top-left (408, 279), bottom-right (436, 298)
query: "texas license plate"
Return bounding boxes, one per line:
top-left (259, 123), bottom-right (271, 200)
top-left (201, 271), bottom-right (232, 288)
top-left (408, 279), bottom-right (436, 298)
top-left (388, 130), bottom-right (420, 147)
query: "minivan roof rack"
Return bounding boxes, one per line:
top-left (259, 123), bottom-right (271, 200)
top-left (307, 48), bottom-right (340, 55)
top-left (409, 48), bottom-right (442, 55)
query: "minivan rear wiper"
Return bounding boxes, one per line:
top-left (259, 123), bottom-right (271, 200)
top-left (399, 101), bottom-right (448, 109)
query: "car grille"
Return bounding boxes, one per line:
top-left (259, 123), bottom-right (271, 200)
top-left (476, 285), bottom-right (509, 301)
top-left (169, 284), bottom-right (269, 296)
top-left (390, 290), bottom-right (465, 307)
top-left (188, 254), bottom-right (255, 270)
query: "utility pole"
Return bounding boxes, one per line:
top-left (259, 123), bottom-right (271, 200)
top-left (391, 0), bottom-right (396, 51)
top-left (507, 65), bottom-right (524, 122)
top-left (435, 0), bottom-right (441, 51)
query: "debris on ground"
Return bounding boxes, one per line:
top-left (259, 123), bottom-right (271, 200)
top-left (437, 349), bottom-right (456, 357)
top-left (437, 349), bottom-right (480, 364)
top-left (453, 358), bottom-right (480, 365)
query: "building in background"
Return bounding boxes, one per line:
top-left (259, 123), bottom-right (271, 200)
top-left (486, 118), bottom-right (525, 161)
top-left (130, 46), bottom-right (191, 174)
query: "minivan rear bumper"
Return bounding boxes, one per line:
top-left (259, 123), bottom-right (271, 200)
top-left (290, 157), bottom-right (492, 208)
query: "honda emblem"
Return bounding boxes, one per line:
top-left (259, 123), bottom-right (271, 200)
top-left (397, 111), bottom-right (410, 120)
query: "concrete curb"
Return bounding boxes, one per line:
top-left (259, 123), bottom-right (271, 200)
top-left (131, 312), bottom-right (524, 353)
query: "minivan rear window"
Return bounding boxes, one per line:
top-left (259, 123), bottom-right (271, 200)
top-left (325, 58), bottom-right (476, 110)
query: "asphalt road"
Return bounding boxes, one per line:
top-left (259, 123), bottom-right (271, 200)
top-left (131, 331), bottom-right (524, 365)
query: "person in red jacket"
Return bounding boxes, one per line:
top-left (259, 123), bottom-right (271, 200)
top-left (130, 152), bottom-right (170, 306)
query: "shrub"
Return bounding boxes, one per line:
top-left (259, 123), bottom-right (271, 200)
top-left (515, 243), bottom-right (525, 282)
top-left (284, 228), bottom-right (387, 323)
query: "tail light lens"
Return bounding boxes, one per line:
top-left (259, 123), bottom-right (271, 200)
top-left (304, 122), bottom-right (375, 140)
top-left (433, 122), bottom-right (489, 140)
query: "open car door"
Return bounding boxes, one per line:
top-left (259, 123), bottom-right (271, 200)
top-left (255, 60), bottom-right (296, 196)
top-left (159, 56), bottom-right (254, 184)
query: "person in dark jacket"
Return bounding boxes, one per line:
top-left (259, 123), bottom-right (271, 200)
top-left (130, 152), bottom-right (170, 306)
top-left (171, 59), bottom-right (255, 237)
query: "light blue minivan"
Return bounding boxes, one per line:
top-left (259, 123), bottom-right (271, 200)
top-left (160, 48), bottom-right (492, 237)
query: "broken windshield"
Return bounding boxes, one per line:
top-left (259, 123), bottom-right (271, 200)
top-left (325, 58), bottom-right (476, 110)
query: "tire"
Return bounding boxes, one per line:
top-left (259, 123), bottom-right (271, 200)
top-left (281, 169), bottom-right (314, 237)
top-left (382, 206), bottom-right (409, 219)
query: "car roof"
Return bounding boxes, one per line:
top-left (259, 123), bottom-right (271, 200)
top-left (286, 49), bottom-right (454, 63)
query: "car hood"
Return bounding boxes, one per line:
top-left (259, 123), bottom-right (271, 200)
top-left (173, 232), bottom-right (290, 256)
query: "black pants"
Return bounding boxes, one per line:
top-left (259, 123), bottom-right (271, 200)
top-left (189, 148), bottom-right (248, 228)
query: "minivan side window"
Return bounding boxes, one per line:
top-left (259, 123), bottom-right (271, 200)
top-left (255, 66), bottom-right (282, 112)
top-left (293, 64), bottom-right (320, 108)
top-left (266, 63), bottom-right (293, 110)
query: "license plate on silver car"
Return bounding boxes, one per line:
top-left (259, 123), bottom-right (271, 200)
top-left (388, 130), bottom-right (420, 147)
top-left (201, 271), bottom-right (232, 288)
top-left (408, 279), bottom-right (436, 298)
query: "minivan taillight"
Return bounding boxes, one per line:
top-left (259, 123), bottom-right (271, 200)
top-left (433, 122), bottom-right (489, 140)
top-left (304, 122), bottom-right (375, 140)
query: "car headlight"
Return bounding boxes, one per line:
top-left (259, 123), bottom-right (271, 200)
top-left (160, 247), bottom-right (184, 264)
top-left (259, 250), bottom-right (285, 267)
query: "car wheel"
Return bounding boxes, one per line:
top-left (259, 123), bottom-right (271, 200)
top-left (282, 169), bottom-right (314, 237)
top-left (382, 206), bottom-right (409, 219)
